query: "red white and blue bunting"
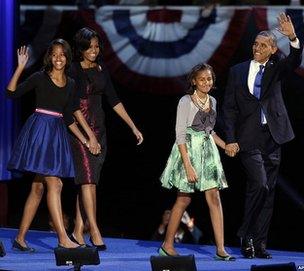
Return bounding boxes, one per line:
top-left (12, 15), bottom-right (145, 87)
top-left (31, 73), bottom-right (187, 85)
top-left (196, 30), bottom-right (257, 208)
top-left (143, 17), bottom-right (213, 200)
top-left (20, 5), bottom-right (304, 94)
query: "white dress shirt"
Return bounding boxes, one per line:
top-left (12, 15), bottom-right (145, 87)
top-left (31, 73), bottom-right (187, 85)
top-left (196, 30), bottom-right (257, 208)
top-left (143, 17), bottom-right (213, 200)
top-left (247, 38), bottom-right (300, 124)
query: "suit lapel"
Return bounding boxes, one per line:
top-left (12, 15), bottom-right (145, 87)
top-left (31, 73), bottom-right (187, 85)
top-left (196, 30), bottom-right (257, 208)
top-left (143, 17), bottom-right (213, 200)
top-left (261, 60), bottom-right (275, 98)
top-left (240, 61), bottom-right (252, 97)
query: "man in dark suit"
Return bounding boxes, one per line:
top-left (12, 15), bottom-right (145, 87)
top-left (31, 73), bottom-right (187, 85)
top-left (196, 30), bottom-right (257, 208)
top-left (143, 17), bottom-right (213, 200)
top-left (222, 13), bottom-right (302, 259)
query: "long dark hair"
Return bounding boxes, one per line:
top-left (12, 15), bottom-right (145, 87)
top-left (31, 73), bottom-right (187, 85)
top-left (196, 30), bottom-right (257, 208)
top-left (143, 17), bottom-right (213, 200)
top-left (43, 39), bottom-right (72, 73)
top-left (186, 63), bottom-right (216, 94)
top-left (73, 27), bottom-right (103, 62)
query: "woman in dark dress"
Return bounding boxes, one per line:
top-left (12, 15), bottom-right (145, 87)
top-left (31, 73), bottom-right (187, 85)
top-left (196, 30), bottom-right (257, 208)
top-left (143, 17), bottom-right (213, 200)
top-left (6, 39), bottom-right (100, 249)
top-left (68, 27), bottom-right (143, 249)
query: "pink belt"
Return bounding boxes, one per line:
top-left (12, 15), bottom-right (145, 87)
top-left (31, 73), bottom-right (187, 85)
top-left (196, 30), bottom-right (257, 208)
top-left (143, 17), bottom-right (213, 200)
top-left (35, 108), bottom-right (63, 117)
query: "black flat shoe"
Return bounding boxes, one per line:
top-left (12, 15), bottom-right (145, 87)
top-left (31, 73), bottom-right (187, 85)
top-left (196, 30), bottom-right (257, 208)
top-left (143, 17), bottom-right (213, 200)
top-left (12, 239), bottom-right (35, 252)
top-left (89, 237), bottom-right (107, 251)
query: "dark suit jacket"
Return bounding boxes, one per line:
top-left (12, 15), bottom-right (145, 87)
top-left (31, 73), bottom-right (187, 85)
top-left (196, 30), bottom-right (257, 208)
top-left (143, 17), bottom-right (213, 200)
top-left (223, 44), bottom-right (303, 151)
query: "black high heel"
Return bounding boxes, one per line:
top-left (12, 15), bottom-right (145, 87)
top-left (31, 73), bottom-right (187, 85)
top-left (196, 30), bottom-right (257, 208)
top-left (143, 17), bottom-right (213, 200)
top-left (68, 233), bottom-right (86, 246)
top-left (12, 239), bottom-right (35, 252)
top-left (57, 243), bottom-right (84, 249)
top-left (89, 237), bottom-right (107, 251)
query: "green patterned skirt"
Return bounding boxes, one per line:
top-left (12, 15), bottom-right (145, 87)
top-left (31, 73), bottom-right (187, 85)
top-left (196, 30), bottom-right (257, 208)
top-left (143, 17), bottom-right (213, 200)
top-left (160, 128), bottom-right (228, 193)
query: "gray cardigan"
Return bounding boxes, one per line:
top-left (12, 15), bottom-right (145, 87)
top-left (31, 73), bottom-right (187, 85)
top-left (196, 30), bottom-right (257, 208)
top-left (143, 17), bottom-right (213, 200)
top-left (175, 94), bottom-right (217, 145)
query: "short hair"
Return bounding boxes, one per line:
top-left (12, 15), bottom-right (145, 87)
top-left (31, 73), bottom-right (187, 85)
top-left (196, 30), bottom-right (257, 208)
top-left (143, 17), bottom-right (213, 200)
top-left (256, 30), bottom-right (277, 47)
top-left (43, 39), bottom-right (72, 73)
top-left (73, 27), bottom-right (102, 62)
top-left (186, 63), bottom-right (216, 94)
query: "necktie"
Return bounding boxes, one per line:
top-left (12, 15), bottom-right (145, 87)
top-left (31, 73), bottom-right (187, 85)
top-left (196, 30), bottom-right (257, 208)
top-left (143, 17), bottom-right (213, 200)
top-left (253, 65), bottom-right (264, 99)
top-left (253, 65), bottom-right (266, 123)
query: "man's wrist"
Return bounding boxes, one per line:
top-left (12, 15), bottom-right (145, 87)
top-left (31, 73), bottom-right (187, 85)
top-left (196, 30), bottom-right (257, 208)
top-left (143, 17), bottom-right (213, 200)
top-left (289, 35), bottom-right (297, 42)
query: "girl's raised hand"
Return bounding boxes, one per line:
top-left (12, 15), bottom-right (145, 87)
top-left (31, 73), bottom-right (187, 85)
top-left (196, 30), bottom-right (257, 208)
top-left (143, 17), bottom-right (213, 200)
top-left (17, 46), bottom-right (29, 69)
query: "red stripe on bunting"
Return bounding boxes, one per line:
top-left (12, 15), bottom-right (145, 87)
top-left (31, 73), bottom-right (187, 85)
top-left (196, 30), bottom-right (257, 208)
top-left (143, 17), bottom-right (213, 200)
top-left (253, 7), bottom-right (268, 31)
top-left (147, 8), bottom-right (182, 23)
top-left (208, 8), bottom-right (251, 75)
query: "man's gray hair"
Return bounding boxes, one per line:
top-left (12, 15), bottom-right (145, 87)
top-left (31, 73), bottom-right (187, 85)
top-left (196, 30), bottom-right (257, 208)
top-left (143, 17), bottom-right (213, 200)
top-left (257, 30), bottom-right (277, 47)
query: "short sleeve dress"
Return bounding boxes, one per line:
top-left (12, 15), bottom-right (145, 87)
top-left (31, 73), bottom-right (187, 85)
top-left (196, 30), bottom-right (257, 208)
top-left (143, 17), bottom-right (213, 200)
top-left (68, 62), bottom-right (120, 185)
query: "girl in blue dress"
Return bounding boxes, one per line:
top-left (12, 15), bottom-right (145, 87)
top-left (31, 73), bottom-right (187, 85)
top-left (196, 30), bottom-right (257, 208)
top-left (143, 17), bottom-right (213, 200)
top-left (6, 39), bottom-right (100, 249)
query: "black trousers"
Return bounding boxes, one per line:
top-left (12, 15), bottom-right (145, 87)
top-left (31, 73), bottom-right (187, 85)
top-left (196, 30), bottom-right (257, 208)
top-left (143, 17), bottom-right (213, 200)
top-left (237, 125), bottom-right (281, 248)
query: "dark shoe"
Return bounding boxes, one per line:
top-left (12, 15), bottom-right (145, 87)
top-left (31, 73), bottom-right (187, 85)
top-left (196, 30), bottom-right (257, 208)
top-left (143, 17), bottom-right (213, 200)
top-left (69, 234), bottom-right (86, 246)
top-left (12, 239), bottom-right (35, 252)
top-left (241, 238), bottom-right (255, 259)
top-left (89, 237), bottom-right (107, 251)
top-left (255, 246), bottom-right (272, 259)
top-left (57, 244), bottom-right (84, 249)
top-left (255, 249), bottom-right (272, 259)
top-left (158, 246), bottom-right (177, 256)
top-left (214, 253), bottom-right (236, 261)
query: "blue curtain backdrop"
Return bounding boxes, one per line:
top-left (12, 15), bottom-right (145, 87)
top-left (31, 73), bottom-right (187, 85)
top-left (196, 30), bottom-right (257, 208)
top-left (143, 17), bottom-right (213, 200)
top-left (0, 0), bottom-right (19, 181)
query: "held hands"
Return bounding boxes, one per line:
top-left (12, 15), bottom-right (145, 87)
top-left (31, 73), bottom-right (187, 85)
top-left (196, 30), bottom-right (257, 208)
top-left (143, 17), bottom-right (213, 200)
top-left (17, 46), bottom-right (29, 69)
top-left (225, 143), bottom-right (240, 157)
top-left (276, 12), bottom-right (296, 40)
top-left (132, 127), bottom-right (144, 145)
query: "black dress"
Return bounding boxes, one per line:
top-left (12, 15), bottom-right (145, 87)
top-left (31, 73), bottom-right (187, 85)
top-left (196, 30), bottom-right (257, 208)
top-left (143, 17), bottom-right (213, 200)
top-left (69, 62), bottom-right (120, 185)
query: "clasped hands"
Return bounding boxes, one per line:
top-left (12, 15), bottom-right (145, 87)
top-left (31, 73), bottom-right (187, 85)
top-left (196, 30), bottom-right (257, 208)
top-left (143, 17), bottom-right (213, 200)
top-left (225, 143), bottom-right (240, 157)
top-left (84, 137), bottom-right (101, 155)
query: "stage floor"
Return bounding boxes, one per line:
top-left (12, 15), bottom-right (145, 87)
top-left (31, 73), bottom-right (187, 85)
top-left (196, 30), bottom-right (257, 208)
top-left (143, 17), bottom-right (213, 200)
top-left (0, 228), bottom-right (303, 271)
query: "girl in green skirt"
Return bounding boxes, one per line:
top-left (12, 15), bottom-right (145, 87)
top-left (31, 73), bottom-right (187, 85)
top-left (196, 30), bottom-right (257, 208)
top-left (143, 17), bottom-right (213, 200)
top-left (159, 63), bottom-right (236, 261)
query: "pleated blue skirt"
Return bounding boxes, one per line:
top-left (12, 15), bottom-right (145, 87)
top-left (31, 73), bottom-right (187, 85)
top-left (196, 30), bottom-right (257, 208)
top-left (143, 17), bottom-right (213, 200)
top-left (7, 112), bottom-right (75, 178)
